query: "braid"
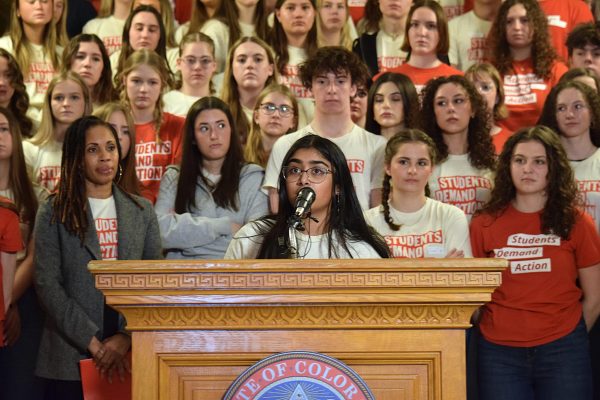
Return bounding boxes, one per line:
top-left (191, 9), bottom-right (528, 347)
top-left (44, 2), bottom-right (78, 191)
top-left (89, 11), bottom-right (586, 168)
top-left (382, 174), bottom-right (400, 231)
top-left (52, 138), bottom-right (90, 244)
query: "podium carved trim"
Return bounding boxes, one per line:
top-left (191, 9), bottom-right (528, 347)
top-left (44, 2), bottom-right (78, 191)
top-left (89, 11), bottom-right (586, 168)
top-left (95, 271), bottom-right (500, 290)
top-left (121, 304), bottom-right (476, 330)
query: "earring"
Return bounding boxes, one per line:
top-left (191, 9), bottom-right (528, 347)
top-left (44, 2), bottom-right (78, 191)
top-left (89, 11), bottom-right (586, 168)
top-left (115, 164), bottom-right (123, 183)
top-left (335, 192), bottom-right (341, 213)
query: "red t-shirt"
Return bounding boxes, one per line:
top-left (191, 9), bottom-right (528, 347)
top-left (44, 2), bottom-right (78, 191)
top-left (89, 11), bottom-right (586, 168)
top-left (385, 62), bottom-right (464, 93)
top-left (348, 0), bottom-right (366, 24)
top-left (0, 202), bottom-right (23, 346)
top-left (539, 0), bottom-right (594, 63)
top-left (498, 59), bottom-right (567, 133)
top-left (134, 113), bottom-right (185, 203)
top-left (470, 205), bottom-right (600, 347)
top-left (491, 125), bottom-right (513, 155)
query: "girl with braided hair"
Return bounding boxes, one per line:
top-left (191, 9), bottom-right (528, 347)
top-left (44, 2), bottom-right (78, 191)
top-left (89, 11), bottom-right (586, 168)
top-left (33, 116), bottom-right (161, 399)
top-left (364, 129), bottom-right (471, 258)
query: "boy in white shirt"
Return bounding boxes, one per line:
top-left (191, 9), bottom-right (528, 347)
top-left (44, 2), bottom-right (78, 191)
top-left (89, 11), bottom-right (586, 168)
top-left (264, 46), bottom-right (386, 212)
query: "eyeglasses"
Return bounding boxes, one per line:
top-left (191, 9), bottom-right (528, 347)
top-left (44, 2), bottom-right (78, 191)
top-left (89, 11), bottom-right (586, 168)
top-left (180, 56), bottom-right (214, 68)
top-left (282, 166), bottom-right (332, 183)
top-left (260, 103), bottom-right (294, 117)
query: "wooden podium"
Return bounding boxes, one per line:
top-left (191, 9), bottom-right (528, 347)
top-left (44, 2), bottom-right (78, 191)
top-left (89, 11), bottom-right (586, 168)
top-left (89, 258), bottom-right (505, 400)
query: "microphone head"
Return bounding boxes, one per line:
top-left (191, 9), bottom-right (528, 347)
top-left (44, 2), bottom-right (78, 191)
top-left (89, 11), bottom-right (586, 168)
top-left (294, 186), bottom-right (316, 216)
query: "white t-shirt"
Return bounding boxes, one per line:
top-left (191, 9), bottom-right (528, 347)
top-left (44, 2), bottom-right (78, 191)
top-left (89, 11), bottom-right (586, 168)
top-left (22, 139), bottom-right (63, 199)
top-left (0, 37), bottom-right (60, 122)
top-left (278, 45), bottom-right (315, 123)
top-left (82, 15), bottom-right (126, 55)
top-left (438, 0), bottom-right (465, 20)
top-left (163, 90), bottom-right (201, 118)
top-left (224, 219), bottom-right (383, 259)
top-left (571, 148), bottom-right (600, 232)
top-left (364, 198), bottom-right (472, 258)
top-left (428, 153), bottom-right (494, 221)
top-left (448, 11), bottom-right (491, 71)
top-left (264, 124), bottom-right (386, 210)
top-left (376, 29), bottom-right (407, 71)
top-left (89, 196), bottom-right (119, 260)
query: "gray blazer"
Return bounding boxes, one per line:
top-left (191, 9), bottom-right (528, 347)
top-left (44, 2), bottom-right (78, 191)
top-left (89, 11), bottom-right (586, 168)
top-left (33, 187), bottom-right (162, 380)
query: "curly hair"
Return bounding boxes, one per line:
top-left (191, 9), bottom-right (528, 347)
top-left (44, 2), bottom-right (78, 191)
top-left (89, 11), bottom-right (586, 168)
top-left (420, 75), bottom-right (496, 170)
top-left (487, 0), bottom-right (557, 79)
top-left (381, 129), bottom-right (438, 231)
top-left (566, 21), bottom-right (600, 57)
top-left (538, 80), bottom-right (600, 148)
top-left (299, 46), bottom-right (369, 90)
top-left (269, 0), bottom-right (319, 75)
top-left (0, 49), bottom-right (33, 138)
top-left (365, 72), bottom-right (420, 135)
top-left (477, 126), bottom-right (581, 239)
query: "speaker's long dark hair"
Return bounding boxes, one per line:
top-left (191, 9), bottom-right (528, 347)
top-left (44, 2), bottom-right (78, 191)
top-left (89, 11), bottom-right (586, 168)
top-left (255, 135), bottom-right (390, 258)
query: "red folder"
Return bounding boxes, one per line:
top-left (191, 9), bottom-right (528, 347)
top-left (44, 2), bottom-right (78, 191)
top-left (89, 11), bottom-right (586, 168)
top-left (80, 353), bottom-right (132, 400)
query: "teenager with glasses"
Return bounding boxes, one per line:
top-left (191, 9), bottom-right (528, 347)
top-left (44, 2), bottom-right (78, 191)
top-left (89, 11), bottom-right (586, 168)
top-left (155, 97), bottom-right (268, 259)
top-left (164, 32), bottom-right (217, 118)
top-left (264, 46), bottom-right (386, 213)
top-left (225, 134), bottom-right (390, 259)
top-left (245, 84), bottom-right (299, 168)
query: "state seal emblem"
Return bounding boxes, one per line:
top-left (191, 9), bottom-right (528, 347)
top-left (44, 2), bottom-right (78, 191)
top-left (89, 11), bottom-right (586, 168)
top-left (223, 351), bottom-right (375, 400)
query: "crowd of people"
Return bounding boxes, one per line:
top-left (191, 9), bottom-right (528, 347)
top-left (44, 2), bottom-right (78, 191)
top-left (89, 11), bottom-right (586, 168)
top-left (0, 0), bottom-right (599, 399)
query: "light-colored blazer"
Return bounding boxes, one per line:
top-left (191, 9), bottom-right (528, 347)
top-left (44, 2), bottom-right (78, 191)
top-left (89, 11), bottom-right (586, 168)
top-left (33, 186), bottom-right (162, 380)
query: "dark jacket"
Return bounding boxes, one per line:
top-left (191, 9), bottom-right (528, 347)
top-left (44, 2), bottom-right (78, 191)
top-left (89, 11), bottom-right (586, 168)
top-left (33, 186), bottom-right (162, 380)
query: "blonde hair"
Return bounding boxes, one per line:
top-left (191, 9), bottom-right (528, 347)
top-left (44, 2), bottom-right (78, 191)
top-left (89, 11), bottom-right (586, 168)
top-left (316, 0), bottom-right (353, 50)
top-left (30, 71), bottom-right (93, 147)
top-left (245, 84), bottom-right (298, 168)
top-left (221, 36), bottom-right (279, 142)
top-left (117, 49), bottom-right (173, 132)
top-left (55, 0), bottom-right (69, 47)
top-left (98, 0), bottom-right (115, 17)
top-left (175, 32), bottom-right (216, 93)
top-left (9, 0), bottom-right (60, 79)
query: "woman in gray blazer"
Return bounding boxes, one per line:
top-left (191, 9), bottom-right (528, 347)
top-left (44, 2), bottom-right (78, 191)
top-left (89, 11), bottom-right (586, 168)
top-left (33, 116), bottom-right (162, 399)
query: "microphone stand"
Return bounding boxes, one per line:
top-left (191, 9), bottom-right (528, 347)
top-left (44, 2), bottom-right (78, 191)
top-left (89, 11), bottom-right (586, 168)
top-left (286, 215), bottom-right (305, 259)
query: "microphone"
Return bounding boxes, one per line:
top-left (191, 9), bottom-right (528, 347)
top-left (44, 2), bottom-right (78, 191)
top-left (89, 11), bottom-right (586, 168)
top-left (294, 187), bottom-right (316, 218)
